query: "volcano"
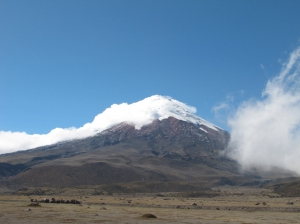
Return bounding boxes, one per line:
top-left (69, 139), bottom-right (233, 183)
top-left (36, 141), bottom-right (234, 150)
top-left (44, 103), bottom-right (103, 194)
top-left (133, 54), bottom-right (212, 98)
top-left (0, 96), bottom-right (271, 192)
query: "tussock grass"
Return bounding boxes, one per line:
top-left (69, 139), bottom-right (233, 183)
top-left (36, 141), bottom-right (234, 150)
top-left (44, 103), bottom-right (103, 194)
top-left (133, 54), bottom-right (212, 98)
top-left (0, 187), bottom-right (300, 223)
top-left (141, 213), bottom-right (157, 218)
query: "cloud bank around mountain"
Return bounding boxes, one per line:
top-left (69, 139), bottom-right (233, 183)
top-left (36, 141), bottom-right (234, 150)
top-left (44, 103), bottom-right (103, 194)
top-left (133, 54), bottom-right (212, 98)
top-left (0, 95), bottom-right (200, 154)
top-left (224, 46), bottom-right (300, 174)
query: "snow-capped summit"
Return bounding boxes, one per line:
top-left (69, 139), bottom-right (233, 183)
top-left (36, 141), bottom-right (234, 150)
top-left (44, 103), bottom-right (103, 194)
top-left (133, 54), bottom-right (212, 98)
top-left (0, 95), bottom-right (219, 154)
top-left (87, 95), bottom-right (219, 132)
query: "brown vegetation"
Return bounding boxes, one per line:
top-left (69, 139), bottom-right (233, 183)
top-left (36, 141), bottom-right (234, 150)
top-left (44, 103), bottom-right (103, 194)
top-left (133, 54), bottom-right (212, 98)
top-left (141, 213), bottom-right (157, 218)
top-left (0, 186), bottom-right (300, 223)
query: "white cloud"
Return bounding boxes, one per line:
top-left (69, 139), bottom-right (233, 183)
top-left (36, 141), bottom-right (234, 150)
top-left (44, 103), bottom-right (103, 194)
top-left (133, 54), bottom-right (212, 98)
top-left (213, 94), bottom-right (235, 113)
top-left (212, 102), bottom-right (229, 114)
top-left (0, 95), bottom-right (201, 154)
top-left (260, 64), bottom-right (265, 70)
top-left (224, 47), bottom-right (300, 174)
top-left (212, 93), bottom-right (236, 124)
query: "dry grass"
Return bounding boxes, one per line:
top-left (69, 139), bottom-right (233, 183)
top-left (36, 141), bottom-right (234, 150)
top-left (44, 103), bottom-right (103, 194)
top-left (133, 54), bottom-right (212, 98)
top-left (0, 187), bottom-right (300, 223)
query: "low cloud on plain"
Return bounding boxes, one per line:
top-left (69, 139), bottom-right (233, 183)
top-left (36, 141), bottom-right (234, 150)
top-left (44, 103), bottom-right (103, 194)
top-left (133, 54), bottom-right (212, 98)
top-left (0, 95), bottom-right (197, 154)
top-left (225, 47), bottom-right (300, 174)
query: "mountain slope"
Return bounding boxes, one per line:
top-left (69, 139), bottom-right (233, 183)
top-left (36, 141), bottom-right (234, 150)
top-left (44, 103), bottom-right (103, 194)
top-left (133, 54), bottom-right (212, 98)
top-left (0, 95), bottom-right (220, 154)
top-left (0, 96), bottom-right (297, 192)
top-left (0, 116), bottom-right (248, 190)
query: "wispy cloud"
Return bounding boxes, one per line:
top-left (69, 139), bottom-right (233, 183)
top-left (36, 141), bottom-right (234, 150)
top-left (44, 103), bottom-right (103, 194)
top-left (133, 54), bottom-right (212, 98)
top-left (213, 94), bottom-right (234, 113)
top-left (260, 64), bottom-right (265, 70)
top-left (0, 95), bottom-right (198, 154)
top-left (224, 47), bottom-right (300, 174)
top-left (212, 102), bottom-right (229, 114)
top-left (212, 93), bottom-right (237, 125)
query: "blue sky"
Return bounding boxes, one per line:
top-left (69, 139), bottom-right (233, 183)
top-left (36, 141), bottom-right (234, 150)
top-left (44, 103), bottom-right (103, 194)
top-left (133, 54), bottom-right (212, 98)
top-left (1, 0), bottom-right (300, 134)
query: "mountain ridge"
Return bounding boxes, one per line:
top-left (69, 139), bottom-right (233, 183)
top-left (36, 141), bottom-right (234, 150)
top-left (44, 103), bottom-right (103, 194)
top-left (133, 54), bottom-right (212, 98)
top-left (0, 95), bottom-right (223, 154)
top-left (0, 115), bottom-right (296, 193)
top-left (0, 116), bottom-right (243, 190)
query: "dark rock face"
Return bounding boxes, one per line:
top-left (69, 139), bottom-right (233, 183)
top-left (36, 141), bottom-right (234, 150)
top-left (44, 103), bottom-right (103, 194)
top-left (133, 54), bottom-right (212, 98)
top-left (89, 117), bottom-right (235, 172)
top-left (92, 117), bottom-right (229, 157)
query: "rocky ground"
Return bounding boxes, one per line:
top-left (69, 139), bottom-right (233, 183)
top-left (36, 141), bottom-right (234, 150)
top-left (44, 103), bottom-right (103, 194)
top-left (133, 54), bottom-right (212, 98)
top-left (0, 186), bottom-right (299, 223)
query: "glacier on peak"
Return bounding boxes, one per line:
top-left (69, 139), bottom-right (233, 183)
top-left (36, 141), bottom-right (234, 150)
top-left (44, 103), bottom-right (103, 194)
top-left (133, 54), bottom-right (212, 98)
top-left (85, 95), bottom-right (219, 132)
top-left (0, 95), bottom-right (219, 154)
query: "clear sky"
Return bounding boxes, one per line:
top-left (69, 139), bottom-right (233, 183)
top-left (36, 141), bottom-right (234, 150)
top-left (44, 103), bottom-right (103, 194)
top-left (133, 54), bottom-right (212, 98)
top-left (1, 0), bottom-right (300, 134)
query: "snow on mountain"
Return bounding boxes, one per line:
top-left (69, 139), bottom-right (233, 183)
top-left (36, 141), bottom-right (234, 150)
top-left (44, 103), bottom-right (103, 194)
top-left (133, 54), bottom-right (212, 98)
top-left (0, 95), bottom-right (219, 154)
top-left (85, 95), bottom-right (219, 132)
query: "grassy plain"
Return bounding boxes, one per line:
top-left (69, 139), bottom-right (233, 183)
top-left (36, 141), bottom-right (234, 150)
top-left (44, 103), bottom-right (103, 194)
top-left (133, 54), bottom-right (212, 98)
top-left (0, 186), bottom-right (299, 224)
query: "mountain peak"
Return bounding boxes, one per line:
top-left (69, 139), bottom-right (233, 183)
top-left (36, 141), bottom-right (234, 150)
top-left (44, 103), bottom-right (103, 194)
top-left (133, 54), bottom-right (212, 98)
top-left (89, 95), bottom-right (219, 133)
top-left (0, 95), bottom-right (219, 154)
